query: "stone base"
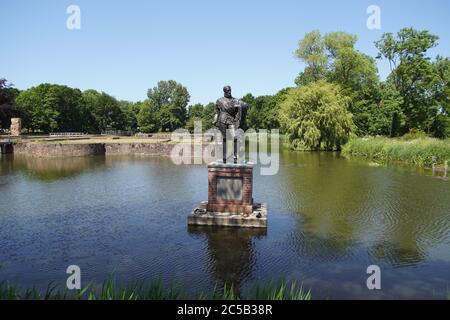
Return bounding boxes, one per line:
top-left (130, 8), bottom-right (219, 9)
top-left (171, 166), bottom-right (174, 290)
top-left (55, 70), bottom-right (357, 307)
top-left (188, 201), bottom-right (267, 228)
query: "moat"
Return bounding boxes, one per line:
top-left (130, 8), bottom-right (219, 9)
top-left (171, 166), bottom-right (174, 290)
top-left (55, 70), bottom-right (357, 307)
top-left (0, 151), bottom-right (449, 299)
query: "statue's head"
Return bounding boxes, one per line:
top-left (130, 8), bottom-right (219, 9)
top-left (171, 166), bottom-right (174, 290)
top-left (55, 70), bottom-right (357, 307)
top-left (223, 85), bottom-right (232, 98)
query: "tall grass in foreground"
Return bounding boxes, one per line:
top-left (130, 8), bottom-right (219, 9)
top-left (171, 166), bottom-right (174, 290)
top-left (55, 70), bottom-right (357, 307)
top-left (342, 137), bottom-right (450, 167)
top-left (0, 278), bottom-right (312, 300)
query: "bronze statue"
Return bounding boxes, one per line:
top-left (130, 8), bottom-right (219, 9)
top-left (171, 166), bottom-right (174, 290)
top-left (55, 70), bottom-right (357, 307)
top-left (214, 86), bottom-right (248, 164)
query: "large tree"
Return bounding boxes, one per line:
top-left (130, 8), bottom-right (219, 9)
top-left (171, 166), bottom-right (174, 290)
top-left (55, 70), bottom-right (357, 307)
top-left (0, 79), bottom-right (19, 130)
top-left (16, 84), bottom-right (88, 132)
top-left (295, 31), bottom-right (379, 135)
top-left (367, 82), bottom-right (404, 137)
top-left (279, 81), bottom-right (355, 150)
top-left (242, 89), bottom-right (288, 130)
top-left (185, 102), bottom-right (216, 132)
top-left (147, 80), bottom-right (190, 131)
top-left (82, 90), bottom-right (125, 132)
top-left (137, 100), bottom-right (158, 133)
top-left (375, 28), bottom-right (450, 136)
top-left (119, 100), bottom-right (140, 132)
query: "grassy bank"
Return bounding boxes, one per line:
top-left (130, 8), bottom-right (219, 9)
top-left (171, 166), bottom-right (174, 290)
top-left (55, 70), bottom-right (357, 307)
top-left (0, 278), bottom-right (312, 300)
top-left (342, 137), bottom-right (450, 167)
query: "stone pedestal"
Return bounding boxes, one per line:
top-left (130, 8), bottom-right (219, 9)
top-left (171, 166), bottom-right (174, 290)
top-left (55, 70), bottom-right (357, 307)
top-left (188, 161), bottom-right (267, 228)
top-left (10, 118), bottom-right (22, 136)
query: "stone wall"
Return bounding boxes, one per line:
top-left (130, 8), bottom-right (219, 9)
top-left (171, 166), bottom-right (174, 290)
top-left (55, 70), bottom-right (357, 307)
top-left (14, 143), bottom-right (106, 157)
top-left (104, 143), bottom-right (174, 156)
top-left (13, 142), bottom-right (214, 158)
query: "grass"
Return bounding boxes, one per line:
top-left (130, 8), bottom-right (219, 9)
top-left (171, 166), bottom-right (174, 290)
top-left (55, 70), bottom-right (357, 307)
top-left (0, 278), bottom-right (312, 300)
top-left (342, 136), bottom-right (450, 167)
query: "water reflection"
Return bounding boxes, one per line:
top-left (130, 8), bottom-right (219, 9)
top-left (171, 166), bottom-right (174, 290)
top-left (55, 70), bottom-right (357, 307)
top-left (4, 154), bottom-right (106, 181)
top-left (279, 151), bottom-right (449, 268)
top-left (188, 226), bottom-right (266, 297)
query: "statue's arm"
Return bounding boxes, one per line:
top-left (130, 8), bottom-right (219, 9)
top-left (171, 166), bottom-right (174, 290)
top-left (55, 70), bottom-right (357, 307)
top-left (213, 100), bottom-right (220, 125)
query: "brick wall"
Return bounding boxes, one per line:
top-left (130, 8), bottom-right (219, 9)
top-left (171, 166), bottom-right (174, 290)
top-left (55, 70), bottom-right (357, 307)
top-left (207, 164), bottom-right (253, 214)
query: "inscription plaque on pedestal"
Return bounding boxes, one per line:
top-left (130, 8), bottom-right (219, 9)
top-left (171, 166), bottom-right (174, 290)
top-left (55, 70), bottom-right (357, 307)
top-left (217, 177), bottom-right (243, 201)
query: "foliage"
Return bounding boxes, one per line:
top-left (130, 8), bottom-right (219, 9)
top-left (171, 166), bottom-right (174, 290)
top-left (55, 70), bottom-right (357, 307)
top-left (0, 79), bottom-right (20, 129)
top-left (294, 31), bottom-right (379, 92)
top-left (185, 102), bottom-right (215, 132)
top-left (367, 82), bottom-right (405, 137)
top-left (375, 28), bottom-right (450, 137)
top-left (242, 89), bottom-right (288, 130)
top-left (82, 90), bottom-right (125, 132)
top-left (147, 80), bottom-right (190, 132)
top-left (119, 100), bottom-right (141, 132)
top-left (279, 81), bottom-right (355, 150)
top-left (15, 84), bottom-right (90, 133)
top-left (342, 136), bottom-right (450, 166)
top-left (0, 278), bottom-right (312, 300)
top-left (294, 31), bottom-right (379, 136)
top-left (137, 100), bottom-right (158, 133)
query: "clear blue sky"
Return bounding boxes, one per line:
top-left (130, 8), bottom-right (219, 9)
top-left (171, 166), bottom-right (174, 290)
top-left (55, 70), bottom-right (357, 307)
top-left (1, 0), bottom-right (450, 104)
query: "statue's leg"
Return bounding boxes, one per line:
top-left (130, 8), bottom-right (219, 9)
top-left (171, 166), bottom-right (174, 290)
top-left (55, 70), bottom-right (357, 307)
top-left (219, 124), bottom-right (226, 163)
top-left (223, 136), bottom-right (227, 163)
top-left (233, 136), bottom-right (238, 164)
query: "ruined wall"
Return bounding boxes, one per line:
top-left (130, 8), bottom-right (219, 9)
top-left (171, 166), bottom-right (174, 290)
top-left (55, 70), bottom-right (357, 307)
top-left (13, 141), bottom-right (215, 158)
top-left (10, 118), bottom-right (22, 136)
top-left (14, 143), bottom-right (106, 157)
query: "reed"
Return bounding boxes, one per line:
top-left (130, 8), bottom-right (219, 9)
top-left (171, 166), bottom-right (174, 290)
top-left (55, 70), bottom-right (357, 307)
top-left (342, 137), bottom-right (450, 167)
top-left (0, 278), bottom-right (312, 300)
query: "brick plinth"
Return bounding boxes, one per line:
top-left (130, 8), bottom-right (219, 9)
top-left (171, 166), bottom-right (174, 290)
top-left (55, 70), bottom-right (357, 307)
top-left (207, 162), bottom-right (253, 214)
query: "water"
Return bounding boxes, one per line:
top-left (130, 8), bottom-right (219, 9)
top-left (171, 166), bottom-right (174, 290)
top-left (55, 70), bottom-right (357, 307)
top-left (0, 151), bottom-right (449, 299)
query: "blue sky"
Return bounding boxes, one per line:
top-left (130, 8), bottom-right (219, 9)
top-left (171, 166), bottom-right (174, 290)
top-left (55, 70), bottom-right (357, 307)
top-left (1, 0), bottom-right (450, 104)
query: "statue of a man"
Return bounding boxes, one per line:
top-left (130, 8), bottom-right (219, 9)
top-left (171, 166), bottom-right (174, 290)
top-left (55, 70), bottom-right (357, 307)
top-left (214, 86), bottom-right (248, 164)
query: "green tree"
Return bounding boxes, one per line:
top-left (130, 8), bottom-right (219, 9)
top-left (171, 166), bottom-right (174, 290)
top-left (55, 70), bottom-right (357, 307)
top-left (203, 102), bottom-right (216, 130)
top-left (0, 79), bottom-right (19, 130)
top-left (294, 30), bottom-right (328, 86)
top-left (83, 90), bottom-right (125, 132)
top-left (242, 89), bottom-right (288, 130)
top-left (120, 100), bottom-right (140, 132)
top-left (295, 31), bottom-right (379, 136)
top-left (137, 100), bottom-right (158, 133)
top-left (186, 103), bottom-right (204, 132)
top-left (16, 84), bottom-right (88, 132)
top-left (185, 102), bottom-right (216, 132)
top-left (279, 81), bottom-right (355, 150)
top-left (375, 28), bottom-right (449, 136)
top-left (367, 83), bottom-right (404, 137)
top-left (147, 80), bottom-right (190, 131)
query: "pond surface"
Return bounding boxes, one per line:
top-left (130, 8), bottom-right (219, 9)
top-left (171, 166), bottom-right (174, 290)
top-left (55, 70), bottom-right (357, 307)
top-left (0, 151), bottom-right (449, 299)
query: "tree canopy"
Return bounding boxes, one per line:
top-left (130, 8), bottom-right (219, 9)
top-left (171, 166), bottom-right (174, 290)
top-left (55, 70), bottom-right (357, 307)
top-left (146, 80), bottom-right (190, 132)
top-left (280, 81), bottom-right (355, 150)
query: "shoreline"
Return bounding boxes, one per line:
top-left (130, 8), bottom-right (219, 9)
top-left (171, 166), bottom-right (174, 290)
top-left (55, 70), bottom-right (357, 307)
top-left (342, 137), bottom-right (450, 170)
